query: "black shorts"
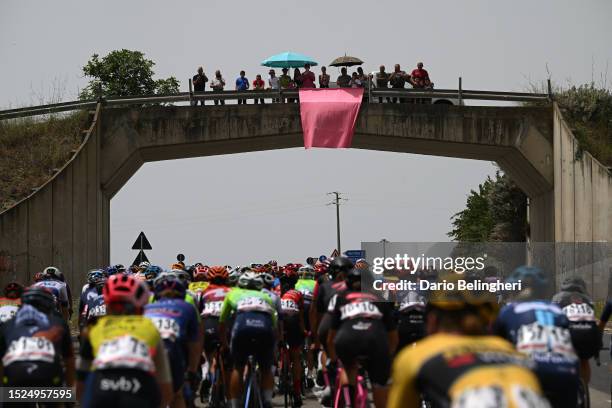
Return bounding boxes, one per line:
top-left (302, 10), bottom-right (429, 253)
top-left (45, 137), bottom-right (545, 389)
top-left (317, 313), bottom-right (333, 350)
top-left (334, 321), bottom-right (391, 387)
top-left (3, 362), bottom-right (64, 387)
top-left (396, 312), bottom-right (426, 350)
top-left (203, 316), bottom-right (221, 354)
top-left (284, 318), bottom-right (305, 349)
top-left (82, 369), bottom-right (160, 408)
top-left (230, 312), bottom-right (275, 370)
top-left (568, 321), bottom-right (602, 359)
top-left (534, 360), bottom-right (579, 408)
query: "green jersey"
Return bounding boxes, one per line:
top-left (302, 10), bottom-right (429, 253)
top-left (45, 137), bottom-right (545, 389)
top-left (295, 279), bottom-right (316, 302)
top-left (219, 288), bottom-right (277, 326)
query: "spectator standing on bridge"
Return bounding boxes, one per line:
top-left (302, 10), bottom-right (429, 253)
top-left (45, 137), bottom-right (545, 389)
top-left (410, 62), bottom-right (432, 89)
top-left (349, 72), bottom-right (363, 88)
top-left (253, 74), bottom-right (265, 104)
top-left (210, 70), bottom-right (226, 106)
top-left (279, 68), bottom-right (292, 103)
top-left (301, 64), bottom-right (316, 88)
top-left (268, 69), bottom-right (280, 103)
top-left (389, 64), bottom-right (409, 103)
top-left (236, 70), bottom-right (250, 105)
top-left (319, 66), bottom-right (330, 88)
top-left (192, 67), bottom-right (208, 106)
top-left (336, 67), bottom-right (351, 88)
top-left (375, 65), bottom-right (391, 103)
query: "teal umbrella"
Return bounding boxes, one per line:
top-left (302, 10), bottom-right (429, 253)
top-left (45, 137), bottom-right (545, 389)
top-left (261, 52), bottom-right (318, 68)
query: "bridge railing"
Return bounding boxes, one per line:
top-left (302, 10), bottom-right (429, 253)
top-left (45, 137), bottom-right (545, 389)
top-left (0, 88), bottom-right (551, 121)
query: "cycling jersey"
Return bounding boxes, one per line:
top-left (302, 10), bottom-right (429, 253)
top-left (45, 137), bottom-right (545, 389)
top-left (388, 333), bottom-right (549, 408)
top-left (395, 290), bottom-right (426, 348)
top-left (0, 297), bottom-right (20, 323)
top-left (220, 288), bottom-right (277, 369)
top-left (329, 290), bottom-right (396, 386)
top-left (144, 298), bottom-right (199, 392)
top-left (494, 301), bottom-right (579, 408)
top-left (82, 293), bottom-right (106, 326)
top-left (552, 291), bottom-right (601, 359)
top-left (200, 284), bottom-right (231, 353)
top-left (34, 280), bottom-right (69, 307)
top-left (314, 280), bottom-right (347, 347)
top-left (280, 289), bottom-right (304, 348)
top-left (0, 304), bottom-right (72, 386)
top-left (295, 279), bottom-right (315, 304)
top-left (188, 281), bottom-right (209, 308)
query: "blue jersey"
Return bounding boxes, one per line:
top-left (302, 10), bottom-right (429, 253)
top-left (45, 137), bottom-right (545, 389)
top-left (494, 301), bottom-right (578, 370)
top-left (144, 298), bottom-right (199, 375)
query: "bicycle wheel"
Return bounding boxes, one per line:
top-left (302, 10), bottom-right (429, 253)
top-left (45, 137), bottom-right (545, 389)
top-left (211, 362), bottom-right (226, 407)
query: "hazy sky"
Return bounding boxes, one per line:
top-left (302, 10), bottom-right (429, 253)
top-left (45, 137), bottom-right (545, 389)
top-left (2, 1), bottom-right (611, 266)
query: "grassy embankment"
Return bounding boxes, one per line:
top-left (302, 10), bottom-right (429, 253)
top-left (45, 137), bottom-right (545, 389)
top-left (0, 111), bottom-right (89, 212)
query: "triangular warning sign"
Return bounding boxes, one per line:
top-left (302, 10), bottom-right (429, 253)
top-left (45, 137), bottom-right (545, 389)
top-left (132, 250), bottom-right (150, 266)
top-left (131, 232), bottom-right (152, 250)
top-left (330, 249), bottom-right (339, 258)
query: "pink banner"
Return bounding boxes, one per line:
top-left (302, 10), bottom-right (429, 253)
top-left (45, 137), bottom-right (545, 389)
top-left (299, 88), bottom-right (364, 148)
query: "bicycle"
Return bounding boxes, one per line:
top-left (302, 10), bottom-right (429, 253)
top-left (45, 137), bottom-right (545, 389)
top-left (332, 359), bottom-right (368, 408)
top-left (208, 344), bottom-right (228, 408)
top-left (243, 355), bottom-right (264, 408)
top-left (279, 342), bottom-right (298, 408)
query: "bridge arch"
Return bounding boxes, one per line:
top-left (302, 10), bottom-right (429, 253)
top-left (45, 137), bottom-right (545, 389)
top-left (0, 102), bottom-right (610, 297)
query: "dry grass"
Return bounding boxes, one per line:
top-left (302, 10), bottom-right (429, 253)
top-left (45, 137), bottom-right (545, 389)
top-left (0, 111), bottom-right (89, 212)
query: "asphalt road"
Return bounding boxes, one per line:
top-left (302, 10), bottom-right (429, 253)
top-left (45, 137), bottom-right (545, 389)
top-left (589, 332), bottom-right (611, 408)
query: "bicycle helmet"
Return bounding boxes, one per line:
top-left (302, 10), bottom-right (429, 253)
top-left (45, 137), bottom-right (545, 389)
top-left (87, 269), bottom-right (107, 285)
top-left (105, 265), bottom-right (119, 276)
top-left (144, 265), bottom-right (163, 280)
top-left (298, 265), bottom-right (315, 280)
top-left (169, 269), bottom-right (191, 285)
top-left (154, 275), bottom-right (186, 298)
top-left (328, 257), bottom-right (354, 278)
top-left (428, 274), bottom-right (498, 325)
top-left (506, 266), bottom-right (548, 293)
top-left (42, 266), bottom-right (62, 281)
top-left (4, 282), bottom-right (24, 299)
top-left (261, 272), bottom-right (275, 288)
top-left (103, 274), bottom-right (149, 313)
top-left (21, 286), bottom-right (56, 313)
top-left (115, 264), bottom-right (126, 273)
top-left (238, 271), bottom-right (263, 290)
top-left (228, 268), bottom-right (242, 286)
top-left (193, 265), bottom-right (209, 282)
top-left (170, 262), bottom-right (185, 271)
top-left (207, 265), bottom-right (229, 283)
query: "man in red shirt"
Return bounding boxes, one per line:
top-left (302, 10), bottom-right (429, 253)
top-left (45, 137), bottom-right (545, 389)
top-left (253, 74), bottom-right (266, 104)
top-left (301, 63), bottom-right (316, 88)
top-left (410, 62), bottom-right (432, 89)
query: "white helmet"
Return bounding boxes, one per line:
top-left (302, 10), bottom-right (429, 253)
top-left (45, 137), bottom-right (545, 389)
top-left (298, 265), bottom-right (315, 280)
top-left (238, 271), bottom-right (263, 290)
top-left (169, 269), bottom-right (191, 284)
top-left (43, 266), bottom-right (63, 281)
top-left (261, 272), bottom-right (275, 286)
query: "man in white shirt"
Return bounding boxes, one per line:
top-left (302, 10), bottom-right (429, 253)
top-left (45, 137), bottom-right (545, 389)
top-left (268, 69), bottom-right (280, 103)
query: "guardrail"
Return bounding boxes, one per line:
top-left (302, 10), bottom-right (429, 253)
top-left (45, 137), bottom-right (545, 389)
top-left (0, 86), bottom-right (552, 121)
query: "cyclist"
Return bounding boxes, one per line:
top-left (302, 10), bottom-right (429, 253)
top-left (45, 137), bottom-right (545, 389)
top-left (327, 266), bottom-right (397, 408)
top-left (0, 282), bottom-right (23, 323)
top-left (494, 266), bottom-right (579, 407)
top-left (296, 265), bottom-right (317, 385)
top-left (389, 273), bottom-right (550, 408)
top-left (598, 299), bottom-right (612, 361)
top-left (34, 266), bottom-right (70, 320)
top-left (143, 265), bottom-right (163, 291)
top-left (279, 267), bottom-right (306, 407)
top-left (188, 264), bottom-right (210, 308)
top-left (79, 271), bottom-right (107, 333)
top-left (0, 286), bottom-right (75, 388)
top-left (145, 274), bottom-right (201, 408)
top-left (219, 271), bottom-right (278, 408)
top-left (199, 265), bottom-right (232, 398)
top-left (552, 276), bottom-right (601, 385)
top-left (394, 272), bottom-right (427, 351)
top-left (77, 274), bottom-right (173, 407)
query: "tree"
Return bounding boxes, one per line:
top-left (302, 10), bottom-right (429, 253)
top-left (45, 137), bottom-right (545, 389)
top-left (448, 171), bottom-right (527, 242)
top-left (79, 49), bottom-right (180, 99)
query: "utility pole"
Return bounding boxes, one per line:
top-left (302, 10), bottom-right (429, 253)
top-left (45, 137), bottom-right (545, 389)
top-left (327, 192), bottom-right (345, 254)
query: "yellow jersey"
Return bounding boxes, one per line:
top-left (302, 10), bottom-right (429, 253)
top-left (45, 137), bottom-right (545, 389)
top-left (388, 333), bottom-right (550, 408)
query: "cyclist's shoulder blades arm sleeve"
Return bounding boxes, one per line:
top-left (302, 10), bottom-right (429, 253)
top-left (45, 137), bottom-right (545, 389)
top-left (600, 300), bottom-right (612, 322)
top-left (218, 293), bottom-right (234, 323)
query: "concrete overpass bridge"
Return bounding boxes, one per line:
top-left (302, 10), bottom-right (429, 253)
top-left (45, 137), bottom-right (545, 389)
top-left (0, 90), bottom-right (610, 298)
